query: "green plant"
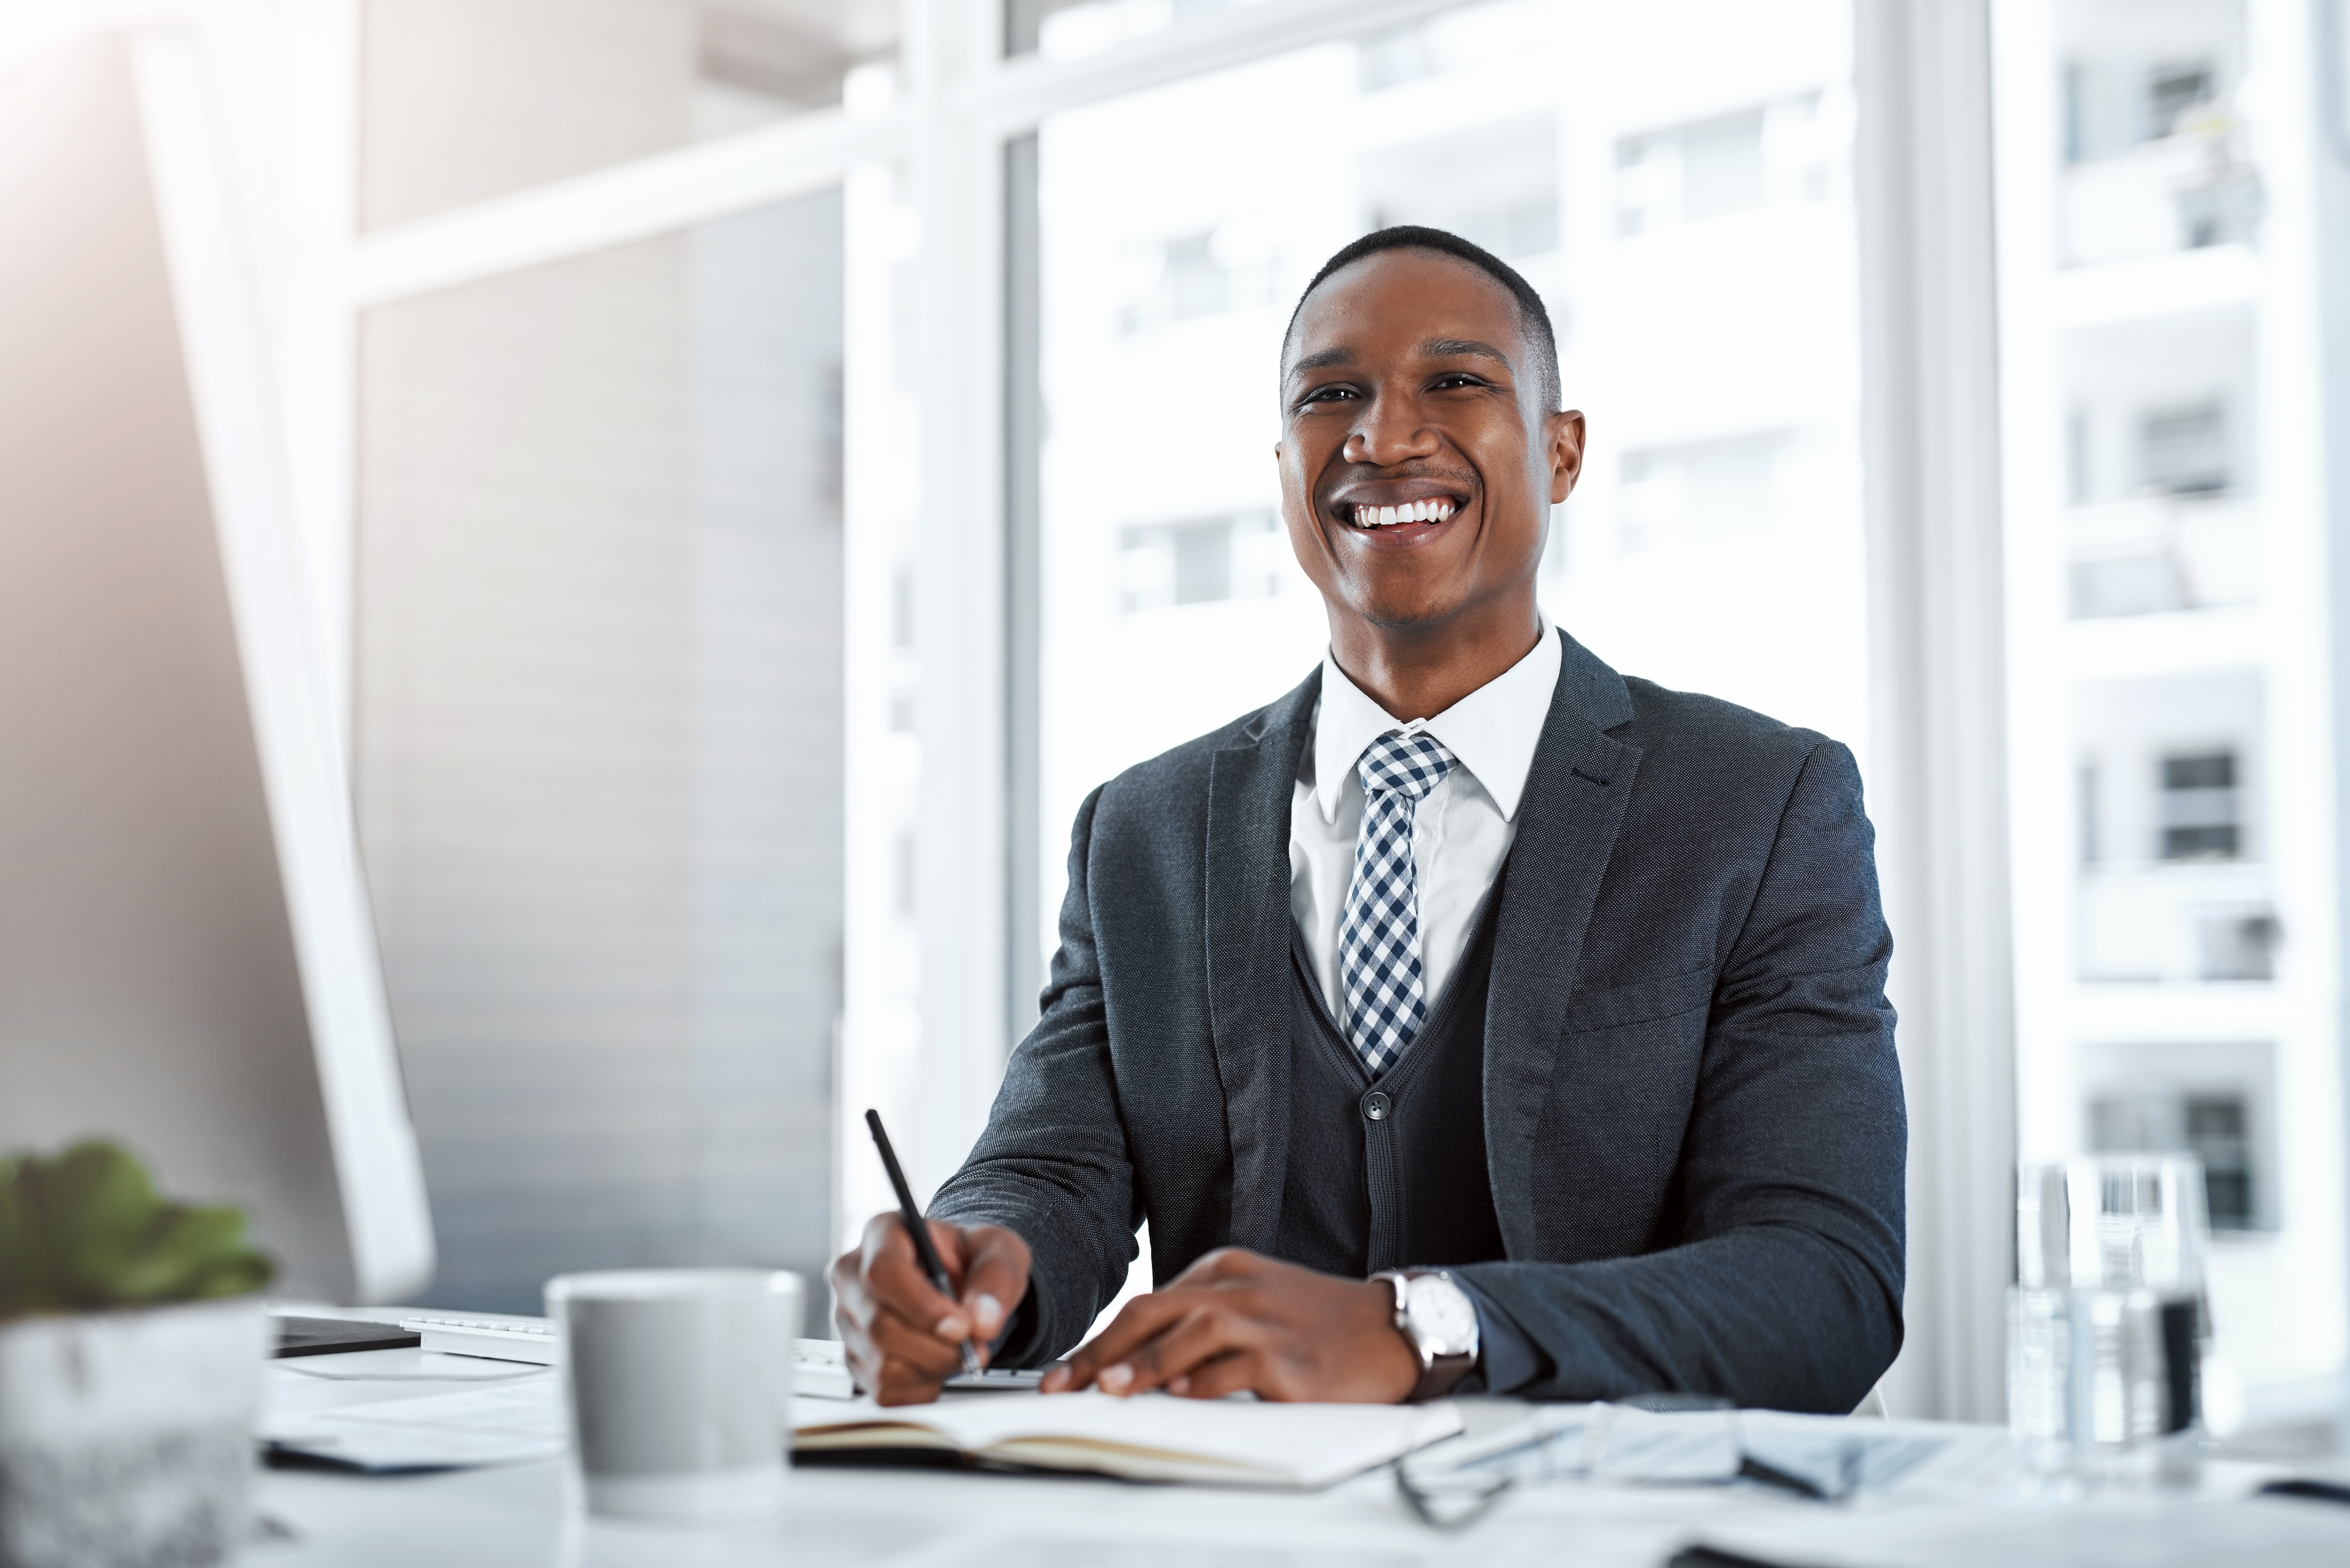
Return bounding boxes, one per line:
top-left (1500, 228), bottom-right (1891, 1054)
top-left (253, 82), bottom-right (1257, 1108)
top-left (0, 1141), bottom-right (273, 1320)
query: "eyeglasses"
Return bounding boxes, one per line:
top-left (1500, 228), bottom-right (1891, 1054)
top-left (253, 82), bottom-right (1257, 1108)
top-left (1395, 1396), bottom-right (1869, 1531)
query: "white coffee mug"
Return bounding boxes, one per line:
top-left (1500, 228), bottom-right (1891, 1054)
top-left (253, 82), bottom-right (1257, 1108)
top-left (544, 1268), bottom-right (803, 1522)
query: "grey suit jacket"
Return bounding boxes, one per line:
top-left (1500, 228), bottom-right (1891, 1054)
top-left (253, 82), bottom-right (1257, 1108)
top-left (932, 630), bottom-right (1906, 1413)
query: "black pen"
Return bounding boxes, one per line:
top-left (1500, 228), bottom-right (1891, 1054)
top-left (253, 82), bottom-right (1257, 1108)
top-left (865, 1108), bottom-right (982, 1377)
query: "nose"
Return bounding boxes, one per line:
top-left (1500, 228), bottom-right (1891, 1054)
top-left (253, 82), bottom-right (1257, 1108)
top-left (1341, 384), bottom-right (1440, 468)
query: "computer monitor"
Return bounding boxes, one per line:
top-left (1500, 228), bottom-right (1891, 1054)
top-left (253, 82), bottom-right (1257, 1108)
top-left (0, 31), bottom-right (434, 1303)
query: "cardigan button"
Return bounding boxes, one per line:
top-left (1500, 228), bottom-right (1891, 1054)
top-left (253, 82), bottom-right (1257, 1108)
top-left (1362, 1091), bottom-right (1391, 1122)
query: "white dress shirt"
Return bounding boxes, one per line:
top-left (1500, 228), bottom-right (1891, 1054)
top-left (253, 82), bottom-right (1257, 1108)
top-left (1289, 619), bottom-right (1564, 1025)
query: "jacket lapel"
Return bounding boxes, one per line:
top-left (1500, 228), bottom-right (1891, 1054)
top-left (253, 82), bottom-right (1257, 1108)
top-left (1204, 669), bottom-right (1318, 1254)
top-left (1484, 631), bottom-right (1643, 1254)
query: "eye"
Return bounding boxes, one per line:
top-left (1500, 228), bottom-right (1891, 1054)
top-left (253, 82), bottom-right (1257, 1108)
top-left (1296, 383), bottom-right (1360, 410)
top-left (1429, 372), bottom-right (1488, 392)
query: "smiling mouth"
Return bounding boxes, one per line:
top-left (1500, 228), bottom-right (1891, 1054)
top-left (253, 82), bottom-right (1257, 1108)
top-left (1343, 498), bottom-right (1458, 530)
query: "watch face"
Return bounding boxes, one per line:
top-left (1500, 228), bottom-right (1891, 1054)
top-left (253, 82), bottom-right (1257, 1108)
top-left (1405, 1275), bottom-right (1479, 1357)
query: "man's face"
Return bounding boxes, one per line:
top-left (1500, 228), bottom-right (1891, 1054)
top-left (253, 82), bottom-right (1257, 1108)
top-left (1276, 249), bottom-right (1583, 636)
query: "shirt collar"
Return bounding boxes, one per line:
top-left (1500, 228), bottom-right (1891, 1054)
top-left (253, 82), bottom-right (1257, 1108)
top-left (1311, 616), bottom-right (1562, 824)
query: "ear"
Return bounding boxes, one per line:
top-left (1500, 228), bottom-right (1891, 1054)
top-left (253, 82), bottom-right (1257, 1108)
top-left (1546, 410), bottom-right (1586, 505)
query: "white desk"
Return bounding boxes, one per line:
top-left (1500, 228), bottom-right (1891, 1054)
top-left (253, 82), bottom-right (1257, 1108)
top-left (250, 1349), bottom-right (2350, 1568)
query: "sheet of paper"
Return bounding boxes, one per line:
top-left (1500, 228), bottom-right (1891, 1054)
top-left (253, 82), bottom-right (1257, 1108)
top-left (1404, 1405), bottom-right (2017, 1499)
top-left (261, 1381), bottom-right (566, 1471)
top-left (1734, 1410), bottom-right (2017, 1498)
top-left (801, 1391), bottom-right (1463, 1488)
top-left (1696, 1497), bottom-right (2350, 1568)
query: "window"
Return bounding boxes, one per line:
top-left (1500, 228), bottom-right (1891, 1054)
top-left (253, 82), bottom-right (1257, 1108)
top-left (2145, 63), bottom-right (2214, 141)
top-left (1618, 432), bottom-right (1796, 551)
top-left (2139, 402), bottom-right (2230, 496)
top-left (2158, 750), bottom-right (2240, 861)
top-left (2001, 0), bottom-right (2345, 1408)
top-left (1118, 512), bottom-right (1284, 613)
top-left (2083, 1038), bottom-right (2278, 1234)
top-left (1615, 95), bottom-right (1831, 236)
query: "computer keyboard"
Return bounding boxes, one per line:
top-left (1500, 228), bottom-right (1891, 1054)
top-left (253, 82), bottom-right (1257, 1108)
top-left (398, 1314), bottom-right (561, 1365)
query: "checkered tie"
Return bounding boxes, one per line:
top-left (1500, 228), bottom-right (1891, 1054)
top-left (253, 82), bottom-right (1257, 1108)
top-left (1339, 729), bottom-right (1455, 1075)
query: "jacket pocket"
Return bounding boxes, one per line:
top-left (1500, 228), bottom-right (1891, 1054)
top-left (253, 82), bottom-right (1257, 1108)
top-left (1562, 965), bottom-right (1716, 1034)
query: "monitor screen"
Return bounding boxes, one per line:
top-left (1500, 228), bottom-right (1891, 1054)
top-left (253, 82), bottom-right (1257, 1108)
top-left (0, 31), bottom-right (433, 1304)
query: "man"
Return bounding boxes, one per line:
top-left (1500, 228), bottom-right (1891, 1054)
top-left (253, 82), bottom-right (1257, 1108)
top-left (832, 226), bottom-right (1905, 1411)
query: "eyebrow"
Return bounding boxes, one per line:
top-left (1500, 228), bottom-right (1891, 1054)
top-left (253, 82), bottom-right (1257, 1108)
top-left (1285, 346), bottom-right (1357, 379)
top-left (1284, 337), bottom-right (1515, 382)
top-left (1416, 337), bottom-right (1513, 367)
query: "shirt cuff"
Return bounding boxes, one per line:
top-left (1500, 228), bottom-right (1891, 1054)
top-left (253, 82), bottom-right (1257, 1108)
top-left (1453, 1275), bottom-right (1542, 1396)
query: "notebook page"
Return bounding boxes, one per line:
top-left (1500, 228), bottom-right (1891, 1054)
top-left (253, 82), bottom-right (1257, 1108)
top-left (799, 1391), bottom-right (1462, 1487)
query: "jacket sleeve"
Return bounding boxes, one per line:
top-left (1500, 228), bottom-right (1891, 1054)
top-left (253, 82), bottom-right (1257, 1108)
top-left (927, 786), bottom-right (1140, 1366)
top-left (1444, 739), bottom-right (1907, 1413)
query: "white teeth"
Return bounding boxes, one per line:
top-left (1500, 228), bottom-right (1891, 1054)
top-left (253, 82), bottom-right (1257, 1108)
top-left (1349, 500), bottom-right (1458, 527)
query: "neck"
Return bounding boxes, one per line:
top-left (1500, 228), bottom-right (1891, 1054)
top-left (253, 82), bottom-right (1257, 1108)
top-left (1325, 594), bottom-right (1545, 721)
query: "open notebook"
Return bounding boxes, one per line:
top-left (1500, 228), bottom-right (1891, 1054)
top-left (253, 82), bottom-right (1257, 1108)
top-left (795, 1391), bottom-right (1463, 1488)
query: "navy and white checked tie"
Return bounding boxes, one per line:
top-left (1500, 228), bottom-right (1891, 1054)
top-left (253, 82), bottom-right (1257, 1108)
top-left (1339, 729), bottom-right (1455, 1075)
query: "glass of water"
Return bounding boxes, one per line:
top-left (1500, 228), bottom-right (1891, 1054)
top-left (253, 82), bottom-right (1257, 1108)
top-left (2009, 1156), bottom-right (2210, 1490)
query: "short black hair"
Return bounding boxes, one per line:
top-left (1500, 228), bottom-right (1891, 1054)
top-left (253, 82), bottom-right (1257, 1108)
top-left (1283, 225), bottom-right (1562, 412)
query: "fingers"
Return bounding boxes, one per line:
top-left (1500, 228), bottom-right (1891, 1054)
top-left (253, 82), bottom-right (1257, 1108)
top-left (861, 1212), bottom-right (972, 1345)
top-left (1042, 1251), bottom-right (1275, 1394)
top-left (837, 1211), bottom-right (1022, 1405)
top-left (1110, 1303), bottom-right (1262, 1397)
top-left (1041, 1290), bottom-right (1195, 1393)
top-left (1169, 1348), bottom-right (1265, 1401)
top-left (952, 1224), bottom-right (1032, 1345)
top-left (861, 1303), bottom-right (972, 1404)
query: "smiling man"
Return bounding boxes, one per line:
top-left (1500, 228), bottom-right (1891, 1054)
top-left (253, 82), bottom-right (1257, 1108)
top-left (831, 226), bottom-right (1907, 1411)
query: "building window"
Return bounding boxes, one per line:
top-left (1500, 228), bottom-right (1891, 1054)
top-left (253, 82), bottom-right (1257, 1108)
top-left (2089, 1086), bottom-right (2258, 1231)
top-left (1118, 228), bottom-right (1281, 335)
top-left (2195, 905), bottom-right (2280, 982)
top-left (2145, 63), bottom-right (2214, 142)
top-left (2158, 749), bottom-right (2240, 860)
top-left (1116, 511), bottom-right (1284, 613)
top-left (2139, 401), bottom-right (2229, 495)
top-left (1618, 432), bottom-right (1791, 552)
top-left (1614, 95), bottom-right (1829, 237)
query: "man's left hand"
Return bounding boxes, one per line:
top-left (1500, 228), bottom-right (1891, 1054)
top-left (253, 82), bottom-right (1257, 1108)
top-left (1038, 1248), bottom-right (1420, 1403)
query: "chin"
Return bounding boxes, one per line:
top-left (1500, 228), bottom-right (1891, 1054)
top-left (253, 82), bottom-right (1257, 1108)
top-left (1349, 592), bottom-right (1473, 635)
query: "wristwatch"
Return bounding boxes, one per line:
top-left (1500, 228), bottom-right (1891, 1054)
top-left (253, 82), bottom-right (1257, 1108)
top-left (1373, 1268), bottom-right (1479, 1402)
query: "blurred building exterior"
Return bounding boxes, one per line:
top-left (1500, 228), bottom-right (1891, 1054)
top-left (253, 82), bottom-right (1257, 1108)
top-left (1995, 0), bottom-right (2348, 1421)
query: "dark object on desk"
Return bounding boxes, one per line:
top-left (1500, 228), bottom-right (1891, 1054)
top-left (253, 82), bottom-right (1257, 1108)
top-left (273, 1316), bottom-right (421, 1358)
top-left (1667, 1550), bottom-right (1785, 1568)
top-left (2261, 1477), bottom-right (2350, 1508)
top-left (261, 1441), bottom-right (448, 1475)
top-left (866, 1107), bottom-right (983, 1378)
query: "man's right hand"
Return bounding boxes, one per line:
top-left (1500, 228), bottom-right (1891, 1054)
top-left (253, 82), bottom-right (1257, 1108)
top-left (829, 1213), bottom-right (1032, 1405)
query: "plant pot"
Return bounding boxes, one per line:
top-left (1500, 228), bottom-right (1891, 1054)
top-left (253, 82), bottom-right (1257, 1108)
top-left (0, 1297), bottom-right (267, 1568)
